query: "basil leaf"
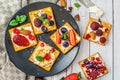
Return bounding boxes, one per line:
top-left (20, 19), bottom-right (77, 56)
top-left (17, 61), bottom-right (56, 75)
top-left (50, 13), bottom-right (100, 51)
top-left (16, 15), bottom-right (20, 22)
top-left (39, 16), bottom-right (44, 21)
top-left (63, 32), bottom-right (68, 40)
top-left (19, 15), bottom-right (27, 23)
top-left (43, 19), bottom-right (49, 24)
top-left (74, 3), bottom-right (81, 8)
top-left (36, 56), bottom-right (44, 61)
top-left (9, 19), bottom-right (18, 26)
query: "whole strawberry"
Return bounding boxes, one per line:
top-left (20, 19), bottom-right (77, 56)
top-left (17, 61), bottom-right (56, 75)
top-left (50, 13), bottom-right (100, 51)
top-left (60, 72), bottom-right (82, 80)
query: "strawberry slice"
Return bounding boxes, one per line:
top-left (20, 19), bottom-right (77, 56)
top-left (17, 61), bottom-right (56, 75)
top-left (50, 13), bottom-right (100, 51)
top-left (69, 30), bottom-right (76, 46)
top-left (44, 53), bottom-right (51, 60)
top-left (56, 29), bottom-right (61, 44)
top-left (29, 34), bottom-right (35, 40)
top-left (13, 35), bottom-right (29, 46)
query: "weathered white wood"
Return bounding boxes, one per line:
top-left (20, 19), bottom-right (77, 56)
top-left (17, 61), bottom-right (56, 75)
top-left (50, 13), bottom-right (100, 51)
top-left (90, 0), bottom-right (113, 80)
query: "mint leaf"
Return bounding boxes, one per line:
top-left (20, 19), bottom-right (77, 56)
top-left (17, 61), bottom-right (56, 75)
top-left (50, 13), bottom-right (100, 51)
top-left (36, 56), bottom-right (44, 61)
top-left (9, 19), bottom-right (18, 26)
top-left (19, 15), bottom-right (27, 24)
top-left (43, 19), bottom-right (49, 24)
top-left (74, 3), bottom-right (81, 8)
top-left (16, 15), bottom-right (20, 22)
top-left (63, 32), bottom-right (68, 40)
top-left (39, 16), bottom-right (44, 21)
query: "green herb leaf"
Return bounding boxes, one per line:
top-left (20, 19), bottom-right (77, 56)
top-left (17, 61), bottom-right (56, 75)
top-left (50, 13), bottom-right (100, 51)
top-left (36, 56), bottom-right (44, 61)
top-left (16, 15), bottom-right (20, 22)
top-left (39, 16), bottom-right (44, 21)
top-left (74, 3), bottom-right (81, 8)
top-left (60, 77), bottom-right (64, 80)
top-left (9, 19), bottom-right (18, 26)
top-left (78, 72), bottom-right (82, 79)
top-left (43, 19), bottom-right (49, 24)
top-left (60, 35), bottom-right (64, 39)
top-left (19, 15), bottom-right (27, 24)
top-left (20, 27), bottom-right (24, 31)
top-left (63, 32), bottom-right (68, 40)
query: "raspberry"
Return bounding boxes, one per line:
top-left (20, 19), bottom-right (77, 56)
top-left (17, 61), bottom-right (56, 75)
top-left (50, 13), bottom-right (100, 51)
top-left (40, 43), bottom-right (44, 47)
top-left (44, 53), bottom-right (50, 60)
top-left (96, 29), bottom-right (103, 36)
top-left (90, 22), bottom-right (100, 30)
top-left (47, 15), bottom-right (52, 20)
top-left (29, 34), bottom-right (35, 40)
top-left (13, 28), bottom-right (20, 35)
top-left (100, 37), bottom-right (106, 43)
top-left (85, 34), bottom-right (91, 39)
top-left (50, 48), bottom-right (55, 53)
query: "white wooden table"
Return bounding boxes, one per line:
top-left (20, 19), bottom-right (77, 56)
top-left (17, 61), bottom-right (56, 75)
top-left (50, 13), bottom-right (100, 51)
top-left (7, 0), bottom-right (120, 80)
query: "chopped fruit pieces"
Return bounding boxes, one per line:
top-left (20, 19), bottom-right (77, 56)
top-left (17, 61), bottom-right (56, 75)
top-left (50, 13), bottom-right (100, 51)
top-left (100, 37), bottom-right (106, 43)
top-left (34, 18), bottom-right (42, 27)
top-left (29, 34), bottom-right (35, 40)
top-left (84, 59), bottom-right (90, 64)
top-left (60, 27), bottom-right (67, 33)
top-left (44, 53), bottom-right (51, 60)
top-left (105, 28), bottom-right (109, 33)
top-left (90, 31), bottom-right (96, 40)
top-left (85, 34), bottom-right (91, 39)
top-left (36, 56), bottom-right (44, 61)
top-left (13, 28), bottom-right (20, 35)
top-left (13, 35), bottom-right (29, 46)
top-left (56, 29), bottom-right (61, 44)
top-left (20, 30), bottom-right (31, 35)
top-left (50, 48), bottom-right (55, 53)
top-left (90, 22), bottom-right (100, 30)
top-left (99, 24), bottom-right (103, 28)
top-left (63, 41), bottom-right (69, 47)
top-left (40, 43), bottom-right (44, 47)
top-left (47, 15), bottom-right (52, 20)
top-left (69, 30), bottom-right (76, 46)
top-left (96, 29), bottom-right (103, 36)
top-left (49, 20), bottom-right (54, 26)
top-left (41, 26), bottom-right (48, 33)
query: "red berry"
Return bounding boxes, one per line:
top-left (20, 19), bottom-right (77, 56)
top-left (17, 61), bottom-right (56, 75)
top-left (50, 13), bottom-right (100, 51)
top-left (96, 29), bottom-right (103, 36)
top-left (100, 37), bottom-right (106, 43)
top-left (98, 61), bottom-right (102, 64)
top-left (89, 70), bottom-right (98, 79)
top-left (47, 16), bottom-right (52, 20)
top-left (50, 48), bottom-right (55, 53)
top-left (40, 43), bottom-right (44, 47)
top-left (99, 24), bottom-right (103, 28)
top-left (85, 34), bottom-right (91, 39)
top-left (96, 57), bottom-right (100, 61)
top-left (82, 64), bottom-right (86, 67)
top-left (64, 73), bottom-right (78, 80)
top-left (13, 28), bottom-right (20, 35)
top-left (105, 28), bottom-right (109, 33)
top-left (44, 53), bottom-right (50, 60)
top-left (29, 34), bottom-right (35, 40)
top-left (90, 22), bottom-right (100, 30)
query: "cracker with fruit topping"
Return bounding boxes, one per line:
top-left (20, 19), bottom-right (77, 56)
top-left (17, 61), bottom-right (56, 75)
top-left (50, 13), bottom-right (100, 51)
top-left (29, 41), bottom-right (60, 71)
top-left (29, 7), bottom-right (57, 35)
top-left (9, 23), bottom-right (37, 52)
top-left (83, 18), bottom-right (112, 46)
top-left (50, 22), bottom-right (82, 54)
top-left (79, 52), bottom-right (108, 80)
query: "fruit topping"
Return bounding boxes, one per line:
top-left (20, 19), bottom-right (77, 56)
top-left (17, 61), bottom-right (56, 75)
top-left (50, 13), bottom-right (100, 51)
top-left (49, 20), bottom-right (54, 26)
top-left (63, 41), bottom-right (69, 47)
top-left (47, 15), bottom-right (52, 20)
top-left (96, 29), bottom-right (103, 36)
top-left (105, 28), bottom-right (109, 33)
top-left (84, 59), bottom-right (90, 64)
top-left (87, 64), bottom-right (94, 68)
top-left (89, 70), bottom-right (98, 79)
top-left (60, 32), bottom-right (68, 40)
top-left (34, 18), bottom-right (42, 27)
top-left (20, 30), bottom-right (31, 35)
top-left (90, 31), bottom-right (96, 40)
top-left (69, 30), bottom-right (76, 46)
top-left (41, 13), bottom-right (47, 19)
top-left (41, 26), bottom-right (48, 33)
top-left (90, 22), bottom-right (100, 30)
top-left (13, 28), bottom-right (20, 35)
top-left (99, 23), bottom-right (103, 28)
top-left (13, 35), bottom-right (29, 46)
top-left (60, 27), bottom-right (67, 33)
top-left (44, 53), bottom-right (50, 60)
top-left (100, 37), bottom-right (106, 43)
top-left (95, 65), bottom-right (100, 69)
top-left (56, 29), bottom-right (61, 44)
top-left (50, 48), bottom-right (55, 53)
top-left (29, 34), bottom-right (35, 40)
top-left (85, 34), bottom-right (91, 39)
top-left (96, 57), bottom-right (100, 61)
top-left (40, 43), bottom-right (44, 47)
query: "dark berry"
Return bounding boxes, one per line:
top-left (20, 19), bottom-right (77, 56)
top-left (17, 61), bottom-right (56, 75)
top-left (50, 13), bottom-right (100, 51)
top-left (88, 64), bottom-right (93, 68)
top-left (84, 59), bottom-right (90, 64)
top-left (95, 65), bottom-right (100, 69)
top-left (60, 27), bottom-right (67, 33)
top-left (90, 22), bottom-right (100, 30)
top-left (63, 41), bottom-right (69, 47)
top-left (41, 13), bottom-right (47, 19)
top-left (96, 29), bottom-right (103, 36)
top-left (34, 18), bottom-right (42, 27)
top-left (41, 26), bottom-right (48, 33)
top-left (100, 37), bottom-right (106, 43)
top-left (49, 20), bottom-right (54, 26)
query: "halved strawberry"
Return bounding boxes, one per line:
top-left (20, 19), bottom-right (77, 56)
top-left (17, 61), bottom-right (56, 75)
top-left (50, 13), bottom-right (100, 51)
top-left (69, 30), bottom-right (76, 46)
top-left (56, 29), bottom-right (61, 44)
top-left (13, 35), bottom-right (29, 46)
top-left (44, 53), bottom-right (51, 60)
top-left (29, 34), bottom-right (35, 40)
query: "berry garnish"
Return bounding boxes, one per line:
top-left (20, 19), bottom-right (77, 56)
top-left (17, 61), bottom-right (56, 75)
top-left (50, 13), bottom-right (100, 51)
top-left (99, 24), bottom-right (103, 28)
top-left (89, 70), bottom-right (98, 79)
top-left (100, 37), bottom-right (106, 43)
top-left (29, 34), bottom-right (35, 40)
top-left (41, 13), bottom-right (47, 19)
top-left (13, 28), bottom-right (20, 35)
top-left (60, 27), bottom-right (67, 33)
top-left (96, 57), bottom-right (100, 61)
top-left (90, 22), bottom-right (100, 30)
top-left (105, 28), bottom-right (109, 33)
top-left (44, 53), bottom-right (50, 60)
top-left (41, 26), bottom-right (48, 33)
top-left (63, 41), bottom-right (69, 47)
top-left (47, 15), bottom-right (52, 20)
top-left (84, 59), bottom-right (90, 64)
top-left (50, 48), bottom-right (55, 53)
top-left (85, 34), bottom-right (91, 39)
top-left (95, 65), bottom-right (100, 69)
top-left (34, 18), bottom-right (42, 27)
top-left (87, 64), bottom-right (93, 68)
top-left (96, 29), bottom-right (103, 36)
top-left (13, 35), bottom-right (29, 46)
top-left (40, 43), bottom-right (44, 47)
top-left (56, 29), bottom-right (61, 44)
top-left (49, 20), bottom-right (54, 26)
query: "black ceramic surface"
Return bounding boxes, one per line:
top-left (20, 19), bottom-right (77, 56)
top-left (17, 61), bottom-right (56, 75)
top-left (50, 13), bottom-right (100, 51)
top-left (5, 2), bottom-right (80, 77)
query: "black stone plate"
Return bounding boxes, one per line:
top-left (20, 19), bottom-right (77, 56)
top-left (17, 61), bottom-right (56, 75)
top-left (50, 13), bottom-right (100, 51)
top-left (5, 2), bottom-right (81, 77)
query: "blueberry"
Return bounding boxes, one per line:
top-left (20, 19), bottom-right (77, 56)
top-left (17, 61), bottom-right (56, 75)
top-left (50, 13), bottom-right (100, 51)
top-left (49, 20), bottom-right (54, 26)
top-left (88, 64), bottom-right (93, 68)
top-left (63, 41), bottom-right (69, 47)
top-left (95, 65), bottom-right (100, 69)
top-left (60, 27), bottom-right (67, 33)
top-left (41, 26), bottom-right (47, 33)
top-left (41, 13), bottom-right (47, 19)
top-left (34, 18), bottom-right (42, 27)
top-left (84, 59), bottom-right (90, 64)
